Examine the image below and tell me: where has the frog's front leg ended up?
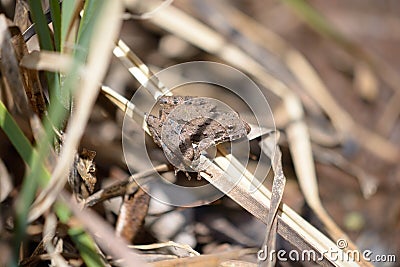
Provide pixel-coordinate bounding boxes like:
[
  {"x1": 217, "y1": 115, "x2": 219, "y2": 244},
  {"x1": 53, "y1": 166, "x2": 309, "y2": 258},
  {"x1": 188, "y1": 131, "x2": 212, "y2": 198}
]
[{"x1": 179, "y1": 135, "x2": 195, "y2": 163}]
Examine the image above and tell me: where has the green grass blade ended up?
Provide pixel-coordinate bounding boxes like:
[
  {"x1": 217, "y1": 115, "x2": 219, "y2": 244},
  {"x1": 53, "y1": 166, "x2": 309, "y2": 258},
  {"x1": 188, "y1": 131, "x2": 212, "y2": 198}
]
[
  {"x1": 60, "y1": 0, "x2": 77, "y2": 50},
  {"x1": 0, "y1": 102, "x2": 35, "y2": 164},
  {"x1": 55, "y1": 201, "x2": 106, "y2": 267},
  {"x1": 27, "y1": 0, "x2": 54, "y2": 51},
  {"x1": 58, "y1": 0, "x2": 78, "y2": 110},
  {"x1": 68, "y1": 227, "x2": 106, "y2": 267},
  {"x1": 76, "y1": 0, "x2": 105, "y2": 61},
  {"x1": 28, "y1": 0, "x2": 64, "y2": 110},
  {"x1": 50, "y1": 0, "x2": 62, "y2": 51}
]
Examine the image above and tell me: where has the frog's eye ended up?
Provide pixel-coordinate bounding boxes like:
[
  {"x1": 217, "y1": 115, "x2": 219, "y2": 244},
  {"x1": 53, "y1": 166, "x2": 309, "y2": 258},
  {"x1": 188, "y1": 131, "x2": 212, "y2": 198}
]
[{"x1": 160, "y1": 98, "x2": 168, "y2": 104}]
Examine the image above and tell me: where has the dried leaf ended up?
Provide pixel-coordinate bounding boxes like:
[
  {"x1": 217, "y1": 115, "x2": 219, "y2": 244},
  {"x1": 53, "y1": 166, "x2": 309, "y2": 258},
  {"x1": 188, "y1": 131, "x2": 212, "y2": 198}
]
[
  {"x1": 0, "y1": 15, "x2": 31, "y2": 115},
  {"x1": 13, "y1": 0, "x2": 31, "y2": 32},
  {"x1": 115, "y1": 187, "x2": 150, "y2": 242},
  {"x1": 69, "y1": 148, "x2": 97, "y2": 199},
  {"x1": 259, "y1": 132, "x2": 286, "y2": 267},
  {"x1": 9, "y1": 26, "x2": 47, "y2": 118}
]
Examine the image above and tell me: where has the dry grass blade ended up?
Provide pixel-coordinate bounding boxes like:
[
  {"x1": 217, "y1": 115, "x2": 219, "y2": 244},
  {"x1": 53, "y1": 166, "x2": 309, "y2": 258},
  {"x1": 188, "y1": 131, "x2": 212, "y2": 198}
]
[
  {"x1": 20, "y1": 50, "x2": 73, "y2": 73},
  {"x1": 113, "y1": 40, "x2": 170, "y2": 99},
  {"x1": 43, "y1": 213, "x2": 69, "y2": 267},
  {"x1": 28, "y1": 0, "x2": 123, "y2": 222},
  {"x1": 130, "y1": 241, "x2": 200, "y2": 256},
  {"x1": 100, "y1": 85, "x2": 148, "y2": 133},
  {"x1": 259, "y1": 134, "x2": 286, "y2": 267}
]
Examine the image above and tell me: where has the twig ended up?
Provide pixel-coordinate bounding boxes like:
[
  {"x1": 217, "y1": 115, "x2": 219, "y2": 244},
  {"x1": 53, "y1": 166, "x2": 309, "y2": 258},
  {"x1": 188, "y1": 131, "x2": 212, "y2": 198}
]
[
  {"x1": 84, "y1": 164, "x2": 169, "y2": 207},
  {"x1": 129, "y1": 241, "x2": 200, "y2": 257}
]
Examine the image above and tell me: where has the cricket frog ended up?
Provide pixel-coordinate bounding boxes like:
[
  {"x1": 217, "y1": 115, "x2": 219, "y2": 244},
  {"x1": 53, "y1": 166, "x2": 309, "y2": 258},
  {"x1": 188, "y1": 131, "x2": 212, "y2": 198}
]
[{"x1": 146, "y1": 96, "x2": 250, "y2": 178}]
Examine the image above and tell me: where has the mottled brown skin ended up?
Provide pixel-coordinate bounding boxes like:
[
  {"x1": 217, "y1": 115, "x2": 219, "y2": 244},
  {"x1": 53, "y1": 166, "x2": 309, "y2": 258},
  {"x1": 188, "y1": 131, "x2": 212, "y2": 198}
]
[{"x1": 146, "y1": 96, "x2": 251, "y2": 178}]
